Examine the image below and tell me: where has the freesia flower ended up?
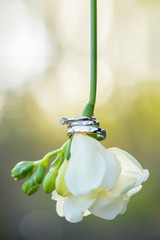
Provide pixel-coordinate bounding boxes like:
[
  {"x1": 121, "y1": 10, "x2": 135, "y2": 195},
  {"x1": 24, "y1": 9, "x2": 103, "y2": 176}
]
[{"x1": 52, "y1": 134, "x2": 149, "y2": 223}]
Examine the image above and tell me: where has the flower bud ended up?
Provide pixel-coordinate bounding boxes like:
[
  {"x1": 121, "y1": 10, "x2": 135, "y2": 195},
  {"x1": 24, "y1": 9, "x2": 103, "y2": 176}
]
[
  {"x1": 22, "y1": 178, "x2": 39, "y2": 195},
  {"x1": 11, "y1": 161, "x2": 34, "y2": 180},
  {"x1": 43, "y1": 168, "x2": 57, "y2": 193},
  {"x1": 33, "y1": 163, "x2": 46, "y2": 184},
  {"x1": 49, "y1": 153, "x2": 62, "y2": 169},
  {"x1": 56, "y1": 160, "x2": 71, "y2": 197},
  {"x1": 43, "y1": 153, "x2": 66, "y2": 194}
]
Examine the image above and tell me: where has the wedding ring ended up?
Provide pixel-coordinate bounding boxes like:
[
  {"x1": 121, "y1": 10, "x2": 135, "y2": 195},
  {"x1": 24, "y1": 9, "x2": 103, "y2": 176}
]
[{"x1": 60, "y1": 116, "x2": 106, "y2": 141}]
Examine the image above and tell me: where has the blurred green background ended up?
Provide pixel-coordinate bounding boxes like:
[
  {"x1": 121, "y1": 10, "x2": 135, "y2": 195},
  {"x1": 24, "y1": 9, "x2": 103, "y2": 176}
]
[{"x1": 0, "y1": 0, "x2": 160, "y2": 239}]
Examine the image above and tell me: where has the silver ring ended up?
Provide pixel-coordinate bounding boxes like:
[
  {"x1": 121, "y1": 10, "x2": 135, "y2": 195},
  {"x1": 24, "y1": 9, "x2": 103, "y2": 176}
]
[{"x1": 60, "y1": 116, "x2": 106, "y2": 141}]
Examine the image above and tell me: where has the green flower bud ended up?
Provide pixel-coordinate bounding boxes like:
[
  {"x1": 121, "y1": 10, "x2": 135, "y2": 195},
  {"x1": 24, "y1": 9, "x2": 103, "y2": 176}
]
[
  {"x1": 43, "y1": 152, "x2": 66, "y2": 194},
  {"x1": 33, "y1": 163, "x2": 46, "y2": 184},
  {"x1": 11, "y1": 161, "x2": 34, "y2": 180},
  {"x1": 43, "y1": 168, "x2": 57, "y2": 194},
  {"x1": 49, "y1": 154, "x2": 62, "y2": 169},
  {"x1": 22, "y1": 177, "x2": 39, "y2": 195}
]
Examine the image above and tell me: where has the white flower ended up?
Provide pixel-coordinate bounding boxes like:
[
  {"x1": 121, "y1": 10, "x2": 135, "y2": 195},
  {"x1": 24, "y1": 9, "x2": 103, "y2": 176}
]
[{"x1": 52, "y1": 134, "x2": 149, "y2": 223}]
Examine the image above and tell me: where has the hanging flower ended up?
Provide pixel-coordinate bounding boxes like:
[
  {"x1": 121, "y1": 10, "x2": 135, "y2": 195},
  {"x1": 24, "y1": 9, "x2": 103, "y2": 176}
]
[
  {"x1": 52, "y1": 134, "x2": 149, "y2": 223},
  {"x1": 10, "y1": 0, "x2": 150, "y2": 224}
]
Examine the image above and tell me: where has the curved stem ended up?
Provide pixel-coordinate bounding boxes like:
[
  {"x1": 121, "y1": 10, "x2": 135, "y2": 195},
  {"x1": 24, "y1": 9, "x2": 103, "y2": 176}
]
[
  {"x1": 40, "y1": 140, "x2": 69, "y2": 165},
  {"x1": 82, "y1": 0, "x2": 97, "y2": 116}
]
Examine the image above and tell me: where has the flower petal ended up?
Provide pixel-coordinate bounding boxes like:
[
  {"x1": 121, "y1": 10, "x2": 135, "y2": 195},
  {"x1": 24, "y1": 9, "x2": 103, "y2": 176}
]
[
  {"x1": 108, "y1": 175, "x2": 137, "y2": 198},
  {"x1": 65, "y1": 134, "x2": 106, "y2": 196},
  {"x1": 51, "y1": 190, "x2": 65, "y2": 217},
  {"x1": 63, "y1": 192, "x2": 97, "y2": 223},
  {"x1": 56, "y1": 200, "x2": 65, "y2": 217},
  {"x1": 89, "y1": 191, "x2": 128, "y2": 220},
  {"x1": 127, "y1": 185, "x2": 142, "y2": 197},
  {"x1": 107, "y1": 148, "x2": 149, "y2": 197},
  {"x1": 107, "y1": 148, "x2": 149, "y2": 188},
  {"x1": 51, "y1": 190, "x2": 65, "y2": 201},
  {"x1": 107, "y1": 148, "x2": 143, "y2": 174},
  {"x1": 100, "y1": 150, "x2": 121, "y2": 191},
  {"x1": 134, "y1": 169, "x2": 149, "y2": 187},
  {"x1": 83, "y1": 210, "x2": 91, "y2": 217}
]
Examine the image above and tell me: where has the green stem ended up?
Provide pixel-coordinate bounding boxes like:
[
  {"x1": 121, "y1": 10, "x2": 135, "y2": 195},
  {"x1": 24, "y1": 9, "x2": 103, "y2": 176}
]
[
  {"x1": 82, "y1": 0, "x2": 97, "y2": 116},
  {"x1": 33, "y1": 140, "x2": 69, "y2": 167},
  {"x1": 43, "y1": 141, "x2": 68, "y2": 161}
]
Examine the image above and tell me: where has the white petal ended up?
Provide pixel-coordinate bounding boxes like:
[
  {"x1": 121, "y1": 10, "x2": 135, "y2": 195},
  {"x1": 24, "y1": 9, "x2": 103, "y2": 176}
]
[
  {"x1": 107, "y1": 148, "x2": 149, "y2": 196},
  {"x1": 127, "y1": 185, "x2": 142, "y2": 197},
  {"x1": 134, "y1": 169, "x2": 149, "y2": 187},
  {"x1": 51, "y1": 190, "x2": 65, "y2": 201},
  {"x1": 89, "y1": 191, "x2": 128, "y2": 220},
  {"x1": 83, "y1": 210, "x2": 91, "y2": 217},
  {"x1": 52, "y1": 190, "x2": 65, "y2": 217},
  {"x1": 100, "y1": 150, "x2": 121, "y2": 191},
  {"x1": 108, "y1": 175, "x2": 137, "y2": 198},
  {"x1": 107, "y1": 147, "x2": 148, "y2": 181},
  {"x1": 107, "y1": 148, "x2": 143, "y2": 175},
  {"x1": 63, "y1": 192, "x2": 97, "y2": 223},
  {"x1": 56, "y1": 200, "x2": 65, "y2": 217},
  {"x1": 120, "y1": 197, "x2": 129, "y2": 214},
  {"x1": 65, "y1": 134, "x2": 106, "y2": 196}
]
